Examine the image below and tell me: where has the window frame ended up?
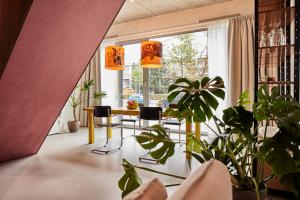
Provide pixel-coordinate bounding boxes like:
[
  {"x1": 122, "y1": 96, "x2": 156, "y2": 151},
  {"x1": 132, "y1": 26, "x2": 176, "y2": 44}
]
[{"x1": 118, "y1": 28, "x2": 208, "y2": 107}]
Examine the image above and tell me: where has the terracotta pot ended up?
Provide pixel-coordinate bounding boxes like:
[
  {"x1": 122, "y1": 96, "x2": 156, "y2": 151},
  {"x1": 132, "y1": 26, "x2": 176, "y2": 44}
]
[
  {"x1": 233, "y1": 187, "x2": 268, "y2": 200},
  {"x1": 67, "y1": 121, "x2": 80, "y2": 133}
]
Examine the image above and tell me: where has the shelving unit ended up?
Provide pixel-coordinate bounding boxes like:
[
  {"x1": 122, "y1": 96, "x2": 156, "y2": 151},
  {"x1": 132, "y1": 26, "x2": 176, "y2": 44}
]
[
  {"x1": 255, "y1": 0, "x2": 300, "y2": 192},
  {"x1": 255, "y1": 0, "x2": 299, "y2": 101}
]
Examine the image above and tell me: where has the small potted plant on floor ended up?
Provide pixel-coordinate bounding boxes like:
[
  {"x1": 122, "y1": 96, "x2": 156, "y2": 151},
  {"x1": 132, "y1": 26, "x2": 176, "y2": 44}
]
[
  {"x1": 67, "y1": 79, "x2": 106, "y2": 132},
  {"x1": 118, "y1": 76, "x2": 300, "y2": 199}
]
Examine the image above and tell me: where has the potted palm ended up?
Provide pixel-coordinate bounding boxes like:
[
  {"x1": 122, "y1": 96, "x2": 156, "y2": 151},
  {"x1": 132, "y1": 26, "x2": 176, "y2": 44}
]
[
  {"x1": 118, "y1": 76, "x2": 300, "y2": 199},
  {"x1": 67, "y1": 79, "x2": 106, "y2": 132}
]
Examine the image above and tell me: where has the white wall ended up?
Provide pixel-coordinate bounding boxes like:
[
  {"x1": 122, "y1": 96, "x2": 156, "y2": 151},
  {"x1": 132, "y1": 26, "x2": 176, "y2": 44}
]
[
  {"x1": 106, "y1": 0, "x2": 254, "y2": 42},
  {"x1": 48, "y1": 101, "x2": 73, "y2": 134}
]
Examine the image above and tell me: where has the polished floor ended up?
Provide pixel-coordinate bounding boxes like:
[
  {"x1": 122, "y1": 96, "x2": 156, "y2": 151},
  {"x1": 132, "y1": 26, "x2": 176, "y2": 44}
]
[
  {"x1": 0, "y1": 128, "x2": 292, "y2": 200},
  {"x1": 0, "y1": 128, "x2": 197, "y2": 200}
]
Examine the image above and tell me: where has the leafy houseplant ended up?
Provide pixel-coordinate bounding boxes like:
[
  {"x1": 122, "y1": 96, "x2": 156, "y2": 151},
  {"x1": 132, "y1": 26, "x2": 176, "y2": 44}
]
[
  {"x1": 118, "y1": 76, "x2": 300, "y2": 199},
  {"x1": 67, "y1": 79, "x2": 106, "y2": 132}
]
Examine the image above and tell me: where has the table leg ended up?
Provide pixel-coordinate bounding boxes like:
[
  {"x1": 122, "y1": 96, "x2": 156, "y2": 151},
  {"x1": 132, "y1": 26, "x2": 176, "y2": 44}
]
[
  {"x1": 88, "y1": 110, "x2": 95, "y2": 144},
  {"x1": 107, "y1": 116, "x2": 112, "y2": 139},
  {"x1": 195, "y1": 122, "x2": 200, "y2": 140},
  {"x1": 185, "y1": 121, "x2": 192, "y2": 159}
]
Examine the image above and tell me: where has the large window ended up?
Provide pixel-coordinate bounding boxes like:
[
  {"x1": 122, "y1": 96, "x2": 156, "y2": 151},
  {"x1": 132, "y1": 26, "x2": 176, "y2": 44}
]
[
  {"x1": 121, "y1": 30, "x2": 208, "y2": 108},
  {"x1": 122, "y1": 43, "x2": 144, "y2": 106},
  {"x1": 148, "y1": 31, "x2": 208, "y2": 106}
]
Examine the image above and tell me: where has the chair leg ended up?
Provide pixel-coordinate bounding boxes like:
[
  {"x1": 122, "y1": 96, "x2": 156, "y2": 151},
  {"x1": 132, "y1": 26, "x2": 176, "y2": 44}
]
[
  {"x1": 133, "y1": 122, "x2": 136, "y2": 138},
  {"x1": 120, "y1": 126, "x2": 123, "y2": 147},
  {"x1": 139, "y1": 152, "x2": 159, "y2": 164},
  {"x1": 139, "y1": 119, "x2": 141, "y2": 130},
  {"x1": 179, "y1": 125, "x2": 182, "y2": 146},
  {"x1": 138, "y1": 130, "x2": 159, "y2": 164},
  {"x1": 91, "y1": 125, "x2": 123, "y2": 155}
]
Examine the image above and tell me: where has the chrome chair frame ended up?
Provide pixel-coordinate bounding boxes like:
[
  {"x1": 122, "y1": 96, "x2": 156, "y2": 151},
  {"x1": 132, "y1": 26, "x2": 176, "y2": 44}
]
[{"x1": 91, "y1": 106, "x2": 123, "y2": 155}]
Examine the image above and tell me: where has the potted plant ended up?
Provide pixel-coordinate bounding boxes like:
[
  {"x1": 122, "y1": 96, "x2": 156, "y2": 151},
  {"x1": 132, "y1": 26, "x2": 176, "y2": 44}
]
[
  {"x1": 67, "y1": 79, "x2": 106, "y2": 132},
  {"x1": 118, "y1": 76, "x2": 300, "y2": 199}
]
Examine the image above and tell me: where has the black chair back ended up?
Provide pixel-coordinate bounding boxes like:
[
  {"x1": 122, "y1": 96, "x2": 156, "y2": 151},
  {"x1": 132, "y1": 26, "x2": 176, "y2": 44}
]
[
  {"x1": 94, "y1": 106, "x2": 111, "y2": 118},
  {"x1": 140, "y1": 107, "x2": 162, "y2": 120}
]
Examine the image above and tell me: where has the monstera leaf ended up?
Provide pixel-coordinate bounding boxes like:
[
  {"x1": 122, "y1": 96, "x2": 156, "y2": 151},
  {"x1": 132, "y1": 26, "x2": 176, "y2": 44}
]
[
  {"x1": 280, "y1": 172, "x2": 300, "y2": 198},
  {"x1": 118, "y1": 159, "x2": 142, "y2": 198},
  {"x1": 167, "y1": 76, "x2": 225, "y2": 123},
  {"x1": 223, "y1": 106, "x2": 255, "y2": 141},
  {"x1": 135, "y1": 125, "x2": 176, "y2": 164},
  {"x1": 258, "y1": 132, "x2": 300, "y2": 176},
  {"x1": 254, "y1": 86, "x2": 300, "y2": 197}
]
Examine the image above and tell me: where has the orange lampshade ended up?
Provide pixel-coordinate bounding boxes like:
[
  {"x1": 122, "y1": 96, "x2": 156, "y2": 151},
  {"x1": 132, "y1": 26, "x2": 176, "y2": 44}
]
[
  {"x1": 105, "y1": 46, "x2": 125, "y2": 70},
  {"x1": 141, "y1": 41, "x2": 162, "y2": 68}
]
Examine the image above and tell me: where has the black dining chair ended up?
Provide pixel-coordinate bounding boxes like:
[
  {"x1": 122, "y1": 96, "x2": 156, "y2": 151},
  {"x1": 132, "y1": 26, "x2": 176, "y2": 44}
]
[
  {"x1": 121, "y1": 117, "x2": 138, "y2": 137},
  {"x1": 138, "y1": 107, "x2": 170, "y2": 164},
  {"x1": 91, "y1": 106, "x2": 123, "y2": 154}
]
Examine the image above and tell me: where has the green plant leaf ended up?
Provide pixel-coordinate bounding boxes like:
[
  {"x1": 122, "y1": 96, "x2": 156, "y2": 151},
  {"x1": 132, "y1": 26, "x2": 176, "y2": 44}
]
[
  {"x1": 201, "y1": 91, "x2": 219, "y2": 110},
  {"x1": 280, "y1": 172, "x2": 300, "y2": 198},
  {"x1": 223, "y1": 106, "x2": 255, "y2": 141},
  {"x1": 118, "y1": 159, "x2": 142, "y2": 198},
  {"x1": 167, "y1": 76, "x2": 225, "y2": 123},
  {"x1": 82, "y1": 80, "x2": 94, "y2": 91},
  {"x1": 167, "y1": 91, "x2": 181, "y2": 103},
  {"x1": 259, "y1": 133, "x2": 300, "y2": 176},
  {"x1": 236, "y1": 90, "x2": 251, "y2": 108},
  {"x1": 94, "y1": 91, "x2": 107, "y2": 100},
  {"x1": 200, "y1": 77, "x2": 210, "y2": 87},
  {"x1": 168, "y1": 84, "x2": 183, "y2": 93},
  {"x1": 175, "y1": 77, "x2": 193, "y2": 86},
  {"x1": 135, "y1": 125, "x2": 176, "y2": 164}
]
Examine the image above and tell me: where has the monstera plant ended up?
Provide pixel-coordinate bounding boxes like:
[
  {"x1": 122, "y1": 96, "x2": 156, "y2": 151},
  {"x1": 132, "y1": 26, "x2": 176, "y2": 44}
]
[{"x1": 118, "y1": 76, "x2": 300, "y2": 200}]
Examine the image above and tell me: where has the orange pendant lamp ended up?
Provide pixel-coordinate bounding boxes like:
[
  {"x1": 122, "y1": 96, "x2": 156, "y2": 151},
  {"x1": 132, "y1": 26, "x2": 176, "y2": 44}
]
[
  {"x1": 141, "y1": 41, "x2": 162, "y2": 68},
  {"x1": 105, "y1": 46, "x2": 125, "y2": 70}
]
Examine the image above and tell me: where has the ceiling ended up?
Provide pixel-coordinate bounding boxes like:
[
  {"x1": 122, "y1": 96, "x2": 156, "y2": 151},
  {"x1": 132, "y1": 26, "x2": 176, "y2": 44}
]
[{"x1": 114, "y1": 0, "x2": 234, "y2": 24}]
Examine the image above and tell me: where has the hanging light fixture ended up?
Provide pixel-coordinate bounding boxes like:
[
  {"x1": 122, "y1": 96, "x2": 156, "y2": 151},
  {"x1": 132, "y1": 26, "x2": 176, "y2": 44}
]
[
  {"x1": 140, "y1": 0, "x2": 163, "y2": 69},
  {"x1": 141, "y1": 41, "x2": 162, "y2": 68},
  {"x1": 105, "y1": 46, "x2": 125, "y2": 70}
]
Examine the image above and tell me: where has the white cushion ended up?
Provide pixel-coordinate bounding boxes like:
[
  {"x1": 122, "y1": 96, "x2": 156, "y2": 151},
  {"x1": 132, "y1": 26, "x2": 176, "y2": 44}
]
[
  {"x1": 124, "y1": 178, "x2": 168, "y2": 200},
  {"x1": 168, "y1": 159, "x2": 232, "y2": 200}
]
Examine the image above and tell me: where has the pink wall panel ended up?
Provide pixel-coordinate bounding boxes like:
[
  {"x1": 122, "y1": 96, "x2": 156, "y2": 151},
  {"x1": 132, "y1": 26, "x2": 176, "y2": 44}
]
[{"x1": 0, "y1": 0, "x2": 125, "y2": 162}]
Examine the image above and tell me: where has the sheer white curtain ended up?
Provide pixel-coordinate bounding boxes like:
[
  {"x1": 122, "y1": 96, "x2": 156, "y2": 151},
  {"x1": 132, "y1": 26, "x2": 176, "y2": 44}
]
[{"x1": 208, "y1": 20, "x2": 229, "y2": 119}]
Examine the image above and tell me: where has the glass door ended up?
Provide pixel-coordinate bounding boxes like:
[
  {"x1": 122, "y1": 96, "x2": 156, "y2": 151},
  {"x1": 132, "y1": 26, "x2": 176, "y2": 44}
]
[{"x1": 121, "y1": 43, "x2": 144, "y2": 107}]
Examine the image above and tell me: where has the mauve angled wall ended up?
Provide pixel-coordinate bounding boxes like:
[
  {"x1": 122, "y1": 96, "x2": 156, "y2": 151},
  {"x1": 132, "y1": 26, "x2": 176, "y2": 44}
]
[
  {"x1": 0, "y1": 0, "x2": 33, "y2": 78},
  {"x1": 0, "y1": 0, "x2": 125, "y2": 162}
]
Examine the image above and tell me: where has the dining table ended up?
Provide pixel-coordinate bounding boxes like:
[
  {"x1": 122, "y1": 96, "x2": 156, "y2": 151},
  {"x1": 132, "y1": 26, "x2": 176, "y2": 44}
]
[{"x1": 83, "y1": 107, "x2": 201, "y2": 159}]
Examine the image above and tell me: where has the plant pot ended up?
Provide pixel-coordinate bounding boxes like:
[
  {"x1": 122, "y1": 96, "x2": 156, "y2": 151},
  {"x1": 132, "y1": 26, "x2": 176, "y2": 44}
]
[
  {"x1": 67, "y1": 121, "x2": 80, "y2": 133},
  {"x1": 233, "y1": 187, "x2": 268, "y2": 200}
]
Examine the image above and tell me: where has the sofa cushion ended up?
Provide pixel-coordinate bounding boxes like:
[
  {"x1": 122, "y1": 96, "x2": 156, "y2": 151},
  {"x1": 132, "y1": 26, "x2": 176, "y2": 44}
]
[
  {"x1": 124, "y1": 178, "x2": 168, "y2": 200},
  {"x1": 168, "y1": 159, "x2": 232, "y2": 200}
]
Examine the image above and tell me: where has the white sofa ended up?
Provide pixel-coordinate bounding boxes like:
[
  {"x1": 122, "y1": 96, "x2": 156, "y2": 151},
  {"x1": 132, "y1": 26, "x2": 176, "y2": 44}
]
[{"x1": 124, "y1": 159, "x2": 232, "y2": 200}]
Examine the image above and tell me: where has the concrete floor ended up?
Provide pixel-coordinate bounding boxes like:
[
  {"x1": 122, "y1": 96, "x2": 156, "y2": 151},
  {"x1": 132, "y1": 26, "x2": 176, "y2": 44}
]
[
  {"x1": 0, "y1": 128, "x2": 197, "y2": 200},
  {"x1": 0, "y1": 128, "x2": 292, "y2": 200}
]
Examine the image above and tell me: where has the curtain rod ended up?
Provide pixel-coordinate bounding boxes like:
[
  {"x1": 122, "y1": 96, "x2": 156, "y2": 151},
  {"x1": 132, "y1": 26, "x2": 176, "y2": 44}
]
[
  {"x1": 198, "y1": 14, "x2": 240, "y2": 24},
  {"x1": 105, "y1": 13, "x2": 241, "y2": 40}
]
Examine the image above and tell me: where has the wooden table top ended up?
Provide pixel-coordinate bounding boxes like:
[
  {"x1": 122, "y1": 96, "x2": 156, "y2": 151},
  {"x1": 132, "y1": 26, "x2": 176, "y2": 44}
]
[
  {"x1": 84, "y1": 107, "x2": 140, "y2": 115},
  {"x1": 84, "y1": 107, "x2": 167, "y2": 116}
]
